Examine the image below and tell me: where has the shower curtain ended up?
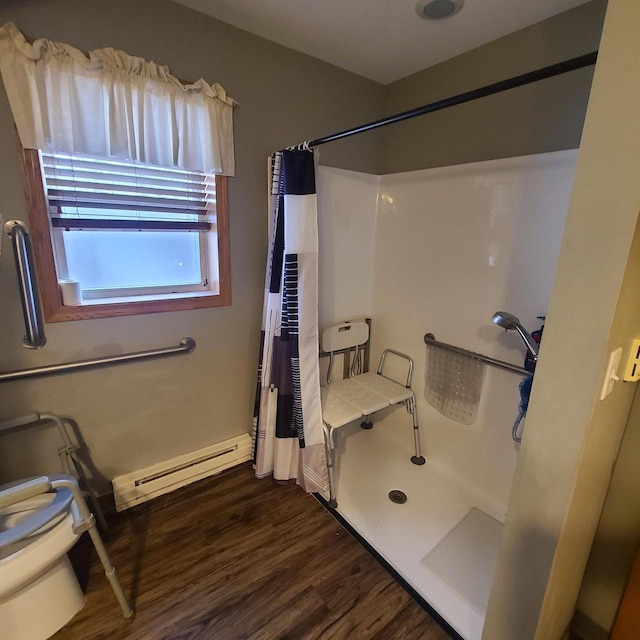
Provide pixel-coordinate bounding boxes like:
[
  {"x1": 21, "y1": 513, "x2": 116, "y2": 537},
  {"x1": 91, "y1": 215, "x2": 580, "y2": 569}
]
[{"x1": 252, "y1": 149, "x2": 329, "y2": 496}]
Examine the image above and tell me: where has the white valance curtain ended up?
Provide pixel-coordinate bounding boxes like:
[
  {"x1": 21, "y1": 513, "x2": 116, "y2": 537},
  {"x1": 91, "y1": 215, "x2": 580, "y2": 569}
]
[{"x1": 0, "y1": 22, "x2": 236, "y2": 175}]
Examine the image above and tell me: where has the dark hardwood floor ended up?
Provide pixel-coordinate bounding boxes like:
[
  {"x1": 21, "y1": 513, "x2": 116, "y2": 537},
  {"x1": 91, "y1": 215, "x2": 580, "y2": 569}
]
[{"x1": 52, "y1": 463, "x2": 452, "y2": 640}]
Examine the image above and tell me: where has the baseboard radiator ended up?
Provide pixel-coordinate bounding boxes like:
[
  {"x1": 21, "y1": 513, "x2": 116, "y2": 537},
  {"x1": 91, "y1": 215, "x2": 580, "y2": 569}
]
[{"x1": 112, "y1": 434, "x2": 252, "y2": 511}]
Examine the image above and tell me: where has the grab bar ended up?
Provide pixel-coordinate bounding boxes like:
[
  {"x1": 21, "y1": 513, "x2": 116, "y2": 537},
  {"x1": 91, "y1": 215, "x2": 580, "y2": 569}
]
[
  {"x1": 4, "y1": 220, "x2": 46, "y2": 349},
  {"x1": 424, "y1": 333, "x2": 528, "y2": 376},
  {"x1": 0, "y1": 337, "x2": 196, "y2": 383}
]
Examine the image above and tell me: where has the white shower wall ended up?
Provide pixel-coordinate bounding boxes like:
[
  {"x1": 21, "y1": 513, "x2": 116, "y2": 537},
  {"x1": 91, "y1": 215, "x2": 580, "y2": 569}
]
[
  {"x1": 316, "y1": 167, "x2": 378, "y2": 328},
  {"x1": 318, "y1": 149, "x2": 578, "y2": 511}
]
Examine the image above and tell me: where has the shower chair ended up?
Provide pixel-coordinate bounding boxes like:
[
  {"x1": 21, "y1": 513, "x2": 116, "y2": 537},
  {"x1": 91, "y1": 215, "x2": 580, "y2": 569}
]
[{"x1": 320, "y1": 320, "x2": 426, "y2": 508}]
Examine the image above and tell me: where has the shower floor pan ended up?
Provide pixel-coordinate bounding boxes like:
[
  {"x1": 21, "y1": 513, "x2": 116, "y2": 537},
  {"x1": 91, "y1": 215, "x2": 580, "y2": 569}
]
[{"x1": 329, "y1": 415, "x2": 506, "y2": 640}]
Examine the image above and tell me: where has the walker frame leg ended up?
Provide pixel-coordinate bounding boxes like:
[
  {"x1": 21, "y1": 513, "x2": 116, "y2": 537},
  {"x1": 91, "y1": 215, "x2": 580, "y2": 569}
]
[
  {"x1": 51, "y1": 477, "x2": 134, "y2": 619},
  {"x1": 87, "y1": 526, "x2": 134, "y2": 618}
]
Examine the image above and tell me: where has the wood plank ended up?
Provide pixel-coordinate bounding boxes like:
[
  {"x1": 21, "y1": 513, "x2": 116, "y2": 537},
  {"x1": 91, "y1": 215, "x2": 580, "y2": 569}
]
[
  {"x1": 611, "y1": 542, "x2": 640, "y2": 640},
  {"x1": 51, "y1": 463, "x2": 452, "y2": 640}
]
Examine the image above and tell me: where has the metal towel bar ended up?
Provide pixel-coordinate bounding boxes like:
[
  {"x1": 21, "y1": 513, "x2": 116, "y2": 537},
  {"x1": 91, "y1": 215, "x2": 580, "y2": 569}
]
[
  {"x1": 4, "y1": 220, "x2": 46, "y2": 349},
  {"x1": 0, "y1": 337, "x2": 196, "y2": 383},
  {"x1": 424, "y1": 333, "x2": 528, "y2": 376}
]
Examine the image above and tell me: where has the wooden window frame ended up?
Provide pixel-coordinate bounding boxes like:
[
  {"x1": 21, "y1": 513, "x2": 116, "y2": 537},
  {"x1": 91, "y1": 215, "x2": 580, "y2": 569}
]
[{"x1": 19, "y1": 146, "x2": 231, "y2": 322}]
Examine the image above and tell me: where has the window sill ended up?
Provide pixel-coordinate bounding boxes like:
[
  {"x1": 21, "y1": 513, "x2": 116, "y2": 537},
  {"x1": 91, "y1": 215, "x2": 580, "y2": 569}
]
[
  {"x1": 80, "y1": 289, "x2": 216, "y2": 306},
  {"x1": 47, "y1": 289, "x2": 231, "y2": 322}
]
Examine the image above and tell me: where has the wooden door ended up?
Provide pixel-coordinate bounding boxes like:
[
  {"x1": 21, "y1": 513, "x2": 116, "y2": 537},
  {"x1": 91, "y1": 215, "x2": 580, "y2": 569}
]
[{"x1": 611, "y1": 542, "x2": 640, "y2": 639}]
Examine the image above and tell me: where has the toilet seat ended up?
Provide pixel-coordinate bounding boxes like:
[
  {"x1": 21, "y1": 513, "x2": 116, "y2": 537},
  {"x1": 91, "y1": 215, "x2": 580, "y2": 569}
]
[
  {"x1": 0, "y1": 488, "x2": 73, "y2": 550},
  {"x1": 0, "y1": 489, "x2": 79, "y2": 599}
]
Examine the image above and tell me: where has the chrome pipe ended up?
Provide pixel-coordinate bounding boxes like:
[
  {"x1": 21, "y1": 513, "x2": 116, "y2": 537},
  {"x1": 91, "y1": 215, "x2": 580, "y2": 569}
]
[
  {"x1": 4, "y1": 220, "x2": 46, "y2": 349},
  {"x1": 0, "y1": 337, "x2": 196, "y2": 383},
  {"x1": 424, "y1": 333, "x2": 528, "y2": 376}
]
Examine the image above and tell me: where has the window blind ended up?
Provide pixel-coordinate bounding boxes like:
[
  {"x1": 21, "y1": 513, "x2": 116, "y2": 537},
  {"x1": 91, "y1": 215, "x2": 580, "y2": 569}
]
[{"x1": 40, "y1": 152, "x2": 214, "y2": 231}]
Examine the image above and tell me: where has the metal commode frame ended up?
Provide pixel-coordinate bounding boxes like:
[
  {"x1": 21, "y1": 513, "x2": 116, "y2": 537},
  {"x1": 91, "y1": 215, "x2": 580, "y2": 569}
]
[
  {"x1": 0, "y1": 474, "x2": 133, "y2": 619},
  {"x1": 321, "y1": 324, "x2": 426, "y2": 509},
  {"x1": 0, "y1": 412, "x2": 108, "y2": 531}
]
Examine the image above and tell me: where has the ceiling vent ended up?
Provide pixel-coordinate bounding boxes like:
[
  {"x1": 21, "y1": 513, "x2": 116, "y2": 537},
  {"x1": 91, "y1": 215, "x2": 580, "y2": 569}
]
[{"x1": 416, "y1": 0, "x2": 465, "y2": 20}]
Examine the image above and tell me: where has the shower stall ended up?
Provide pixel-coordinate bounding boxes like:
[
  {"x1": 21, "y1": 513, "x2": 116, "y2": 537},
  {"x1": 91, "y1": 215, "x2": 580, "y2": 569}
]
[{"x1": 316, "y1": 148, "x2": 578, "y2": 639}]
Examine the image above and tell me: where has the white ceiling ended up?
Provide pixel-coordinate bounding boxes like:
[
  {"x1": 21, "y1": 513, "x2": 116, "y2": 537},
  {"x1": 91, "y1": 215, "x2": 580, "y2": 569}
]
[{"x1": 172, "y1": 0, "x2": 593, "y2": 84}]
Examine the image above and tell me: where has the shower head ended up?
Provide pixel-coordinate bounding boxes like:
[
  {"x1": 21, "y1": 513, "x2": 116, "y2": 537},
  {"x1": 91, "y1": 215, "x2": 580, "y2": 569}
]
[
  {"x1": 491, "y1": 311, "x2": 539, "y2": 360},
  {"x1": 492, "y1": 311, "x2": 521, "y2": 330}
]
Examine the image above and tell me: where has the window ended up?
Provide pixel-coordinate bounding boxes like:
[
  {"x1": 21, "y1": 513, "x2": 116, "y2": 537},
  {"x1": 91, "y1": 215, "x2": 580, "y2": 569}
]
[
  {"x1": 1, "y1": 23, "x2": 236, "y2": 322},
  {"x1": 21, "y1": 147, "x2": 231, "y2": 321},
  {"x1": 43, "y1": 152, "x2": 222, "y2": 300}
]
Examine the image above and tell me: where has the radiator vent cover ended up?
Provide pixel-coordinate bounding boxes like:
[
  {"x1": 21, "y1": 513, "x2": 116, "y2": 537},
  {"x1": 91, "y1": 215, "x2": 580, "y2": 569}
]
[{"x1": 112, "y1": 433, "x2": 252, "y2": 511}]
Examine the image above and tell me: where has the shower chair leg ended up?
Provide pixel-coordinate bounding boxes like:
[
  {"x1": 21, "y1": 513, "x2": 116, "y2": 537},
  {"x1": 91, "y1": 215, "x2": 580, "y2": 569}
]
[
  {"x1": 360, "y1": 414, "x2": 373, "y2": 430},
  {"x1": 322, "y1": 423, "x2": 338, "y2": 509},
  {"x1": 407, "y1": 395, "x2": 426, "y2": 465}
]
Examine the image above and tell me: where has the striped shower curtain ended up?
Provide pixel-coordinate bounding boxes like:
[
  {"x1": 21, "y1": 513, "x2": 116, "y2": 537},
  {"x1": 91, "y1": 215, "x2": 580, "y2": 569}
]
[{"x1": 252, "y1": 149, "x2": 329, "y2": 496}]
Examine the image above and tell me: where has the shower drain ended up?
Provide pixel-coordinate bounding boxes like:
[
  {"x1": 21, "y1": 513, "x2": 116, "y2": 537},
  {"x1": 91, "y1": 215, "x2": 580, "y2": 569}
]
[{"x1": 388, "y1": 490, "x2": 407, "y2": 504}]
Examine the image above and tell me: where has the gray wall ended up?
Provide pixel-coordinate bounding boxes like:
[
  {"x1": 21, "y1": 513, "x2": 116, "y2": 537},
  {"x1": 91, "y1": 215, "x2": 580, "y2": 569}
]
[
  {"x1": 0, "y1": 0, "x2": 382, "y2": 493},
  {"x1": 379, "y1": 0, "x2": 607, "y2": 174}
]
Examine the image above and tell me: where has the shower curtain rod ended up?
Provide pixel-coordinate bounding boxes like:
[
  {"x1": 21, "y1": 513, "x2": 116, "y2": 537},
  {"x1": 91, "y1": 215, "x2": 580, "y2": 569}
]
[{"x1": 305, "y1": 51, "x2": 598, "y2": 148}]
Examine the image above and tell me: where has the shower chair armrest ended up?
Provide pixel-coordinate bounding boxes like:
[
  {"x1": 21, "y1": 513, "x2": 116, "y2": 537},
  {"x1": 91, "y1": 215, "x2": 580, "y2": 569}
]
[{"x1": 377, "y1": 349, "x2": 414, "y2": 388}]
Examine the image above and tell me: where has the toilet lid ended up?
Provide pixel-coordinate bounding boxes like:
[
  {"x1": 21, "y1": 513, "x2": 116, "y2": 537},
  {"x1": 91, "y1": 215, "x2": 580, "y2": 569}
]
[{"x1": 0, "y1": 487, "x2": 73, "y2": 549}]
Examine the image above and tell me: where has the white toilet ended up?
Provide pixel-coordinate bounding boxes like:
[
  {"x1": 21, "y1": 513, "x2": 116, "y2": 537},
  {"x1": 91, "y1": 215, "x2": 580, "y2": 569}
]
[
  {"x1": 0, "y1": 475, "x2": 133, "y2": 640},
  {"x1": 0, "y1": 482, "x2": 85, "y2": 640}
]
